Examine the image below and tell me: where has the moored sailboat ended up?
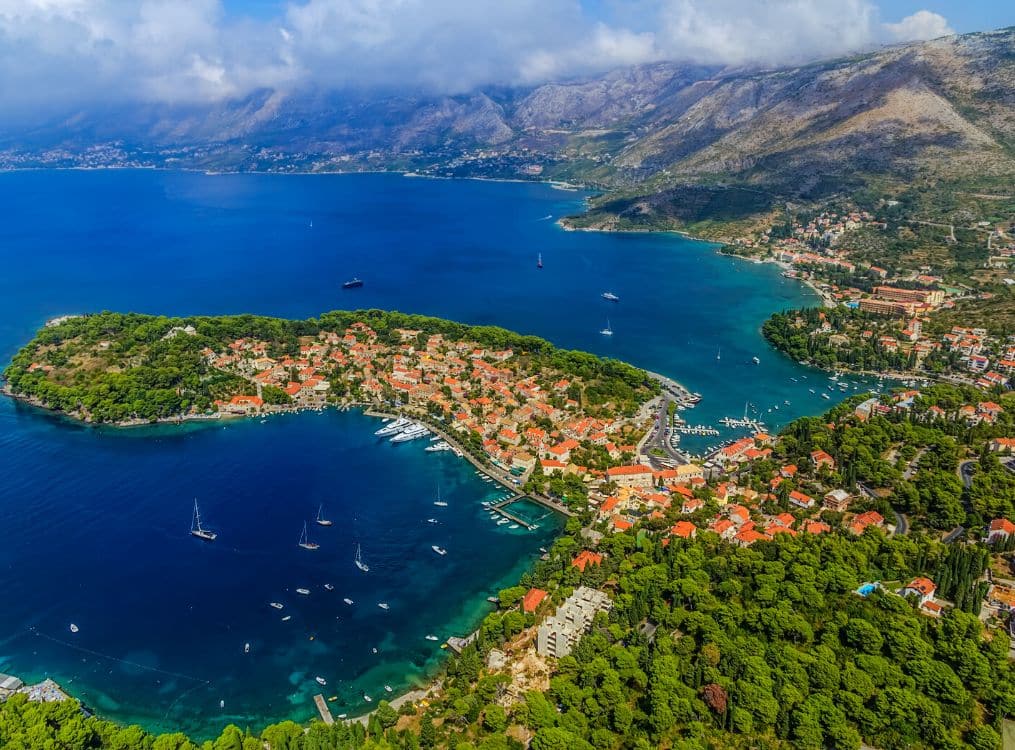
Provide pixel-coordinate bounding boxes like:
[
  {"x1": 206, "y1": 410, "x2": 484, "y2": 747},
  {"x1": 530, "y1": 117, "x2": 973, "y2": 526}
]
[
  {"x1": 298, "y1": 522, "x2": 320, "y2": 551},
  {"x1": 315, "y1": 504, "x2": 333, "y2": 527},
  {"x1": 354, "y1": 543, "x2": 370, "y2": 572},
  {"x1": 190, "y1": 499, "x2": 217, "y2": 541}
]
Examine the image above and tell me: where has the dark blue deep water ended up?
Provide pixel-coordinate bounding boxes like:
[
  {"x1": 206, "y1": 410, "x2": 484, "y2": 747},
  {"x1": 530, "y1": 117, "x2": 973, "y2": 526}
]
[{"x1": 0, "y1": 171, "x2": 855, "y2": 736}]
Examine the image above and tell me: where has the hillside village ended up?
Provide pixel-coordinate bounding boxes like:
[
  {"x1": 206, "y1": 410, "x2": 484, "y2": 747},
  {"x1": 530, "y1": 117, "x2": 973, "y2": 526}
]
[{"x1": 731, "y1": 207, "x2": 1015, "y2": 385}]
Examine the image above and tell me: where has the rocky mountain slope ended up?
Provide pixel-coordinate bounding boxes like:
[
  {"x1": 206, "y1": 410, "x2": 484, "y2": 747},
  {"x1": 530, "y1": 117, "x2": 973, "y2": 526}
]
[{"x1": 2, "y1": 27, "x2": 1012, "y2": 221}]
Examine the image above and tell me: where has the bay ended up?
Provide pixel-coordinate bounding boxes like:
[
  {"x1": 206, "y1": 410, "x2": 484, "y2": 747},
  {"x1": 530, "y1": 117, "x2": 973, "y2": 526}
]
[{"x1": 0, "y1": 170, "x2": 853, "y2": 737}]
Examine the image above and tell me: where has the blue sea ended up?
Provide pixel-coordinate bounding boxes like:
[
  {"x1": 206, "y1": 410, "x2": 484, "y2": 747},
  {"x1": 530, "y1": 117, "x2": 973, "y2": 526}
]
[{"x1": 0, "y1": 170, "x2": 859, "y2": 737}]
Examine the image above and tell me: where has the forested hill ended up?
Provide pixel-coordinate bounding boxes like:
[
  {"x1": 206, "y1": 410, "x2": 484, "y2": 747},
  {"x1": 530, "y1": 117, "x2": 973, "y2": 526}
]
[{"x1": 0, "y1": 310, "x2": 655, "y2": 424}]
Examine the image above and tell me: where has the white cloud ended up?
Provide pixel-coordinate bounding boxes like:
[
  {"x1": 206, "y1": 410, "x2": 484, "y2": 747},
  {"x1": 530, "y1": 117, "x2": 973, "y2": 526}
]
[
  {"x1": 0, "y1": 0, "x2": 959, "y2": 118},
  {"x1": 885, "y1": 10, "x2": 954, "y2": 42}
]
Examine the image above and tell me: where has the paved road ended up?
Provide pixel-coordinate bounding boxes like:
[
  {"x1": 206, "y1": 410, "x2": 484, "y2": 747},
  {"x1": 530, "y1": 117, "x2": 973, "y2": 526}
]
[
  {"x1": 960, "y1": 460, "x2": 976, "y2": 489},
  {"x1": 894, "y1": 511, "x2": 909, "y2": 535}
]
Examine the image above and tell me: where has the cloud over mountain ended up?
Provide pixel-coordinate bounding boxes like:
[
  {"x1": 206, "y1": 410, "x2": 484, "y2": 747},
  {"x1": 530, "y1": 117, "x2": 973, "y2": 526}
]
[{"x1": 0, "y1": 0, "x2": 958, "y2": 117}]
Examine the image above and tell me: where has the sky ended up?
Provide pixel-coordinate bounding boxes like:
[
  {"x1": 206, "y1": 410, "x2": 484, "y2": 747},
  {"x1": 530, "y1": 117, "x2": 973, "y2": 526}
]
[{"x1": 0, "y1": 0, "x2": 1010, "y2": 116}]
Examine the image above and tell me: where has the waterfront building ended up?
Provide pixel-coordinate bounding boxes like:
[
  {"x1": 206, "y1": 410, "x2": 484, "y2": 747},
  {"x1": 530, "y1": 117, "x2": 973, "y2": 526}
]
[
  {"x1": 536, "y1": 587, "x2": 612, "y2": 658},
  {"x1": 605, "y1": 464, "x2": 654, "y2": 489}
]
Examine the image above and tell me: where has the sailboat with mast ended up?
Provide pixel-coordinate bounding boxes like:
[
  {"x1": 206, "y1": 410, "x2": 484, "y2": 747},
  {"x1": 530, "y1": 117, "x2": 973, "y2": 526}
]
[
  {"x1": 190, "y1": 499, "x2": 217, "y2": 541},
  {"x1": 354, "y1": 544, "x2": 370, "y2": 572},
  {"x1": 298, "y1": 521, "x2": 320, "y2": 551},
  {"x1": 433, "y1": 482, "x2": 448, "y2": 507},
  {"x1": 600, "y1": 318, "x2": 613, "y2": 336},
  {"x1": 315, "y1": 504, "x2": 333, "y2": 527},
  {"x1": 537, "y1": 253, "x2": 543, "y2": 269}
]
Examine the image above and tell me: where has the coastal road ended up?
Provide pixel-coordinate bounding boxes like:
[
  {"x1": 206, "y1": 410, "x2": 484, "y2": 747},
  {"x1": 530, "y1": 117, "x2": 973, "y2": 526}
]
[{"x1": 894, "y1": 511, "x2": 910, "y2": 536}]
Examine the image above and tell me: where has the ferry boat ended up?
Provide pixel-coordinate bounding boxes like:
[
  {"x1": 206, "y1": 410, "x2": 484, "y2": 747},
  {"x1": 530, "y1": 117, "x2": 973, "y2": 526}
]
[
  {"x1": 602, "y1": 291, "x2": 619, "y2": 302},
  {"x1": 270, "y1": 602, "x2": 284, "y2": 610},
  {"x1": 298, "y1": 522, "x2": 320, "y2": 551},
  {"x1": 315, "y1": 677, "x2": 327, "y2": 686},
  {"x1": 600, "y1": 318, "x2": 613, "y2": 336},
  {"x1": 354, "y1": 544, "x2": 370, "y2": 573},
  {"x1": 377, "y1": 602, "x2": 390, "y2": 610},
  {"x1": 375, "y1": 417, "x2": 409, "y2": 436},
  {"x1": 190, "y1": 499, "x2": 217, "y2": 542},
  {"x1": 342, "y1": 278, "x2": 364, "y2": 289},
  {"x1": 315, "y1": 504, "x2": 333, "y2": 527},
  {"x1": 432, "y1": 545, "x2": 447, "y2": 556},
  {"x1": 296, "y1": 588, "x2": 311, "y2": 596},
  {"x1": 425, "y1": 635, "x2": 439, "y2": 641}
]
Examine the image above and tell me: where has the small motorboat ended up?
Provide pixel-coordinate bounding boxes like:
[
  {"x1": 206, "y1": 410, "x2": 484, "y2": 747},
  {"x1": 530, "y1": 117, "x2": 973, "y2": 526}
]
[
  {"x1": 427, "y1": 518, "x2": 438, "y2": 524},
  {"x1": 281, "y1": 615, "x2": 292, "y2": 621},
  {"x1": 343, "y1": 598, "x2": 354, "y2": 605},
  {"x1": 363, "y1": 694, "x2": 373, "y2": 703},
  {"x1": 425, "y1": 635, "x2": 439, "y2": 641},
  {"x1": 378, "y1": 602, "x2": 390, "y2": 610},
  {"x1": 296, "y1": 588, "x2": 311, "y2": 596},
  {"x1": 244, "y1": 643, "x2": 250, "y2": 654},
  {"x1": 69, "y1": 624, "x2": 79, "y2": 633},
  {"x1": 324, "y1": 583, "x2": 334, "y2": 591},
  {"x1": 270, "y1": 602, "x2": 284, "y2": 610},
  {"x1": 384, "y1": 685, "x2": 393, "y2": 693},
  {"x1": 315, "y1": 677, "x2": 327, "y2": 686},
  {"x1": 432, "y1": 545, "x2": 447, "y2": 556}
]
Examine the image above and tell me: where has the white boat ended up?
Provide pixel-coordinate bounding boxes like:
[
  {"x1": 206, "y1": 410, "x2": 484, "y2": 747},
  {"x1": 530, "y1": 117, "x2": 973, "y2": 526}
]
[
  {"x1": 363, "y1": 694, "x2": 373, "y2": 703},
  {"x1": 716, "y1": 346, "x2": 721, "y2": 361},
  {"x1": 324, "y1": 583, "x2": 334, "y2": 591},
  {"x1": 433, "y1": 483, "x2": 448, "y2": 507},
  {"x1": 270, "y1": 602, "x2": 284, "y2": 610},
  {"x1": 432, "y1": 545, "x2": 447, "y2": 556},
  {"x1": 343, "y1": 598, "x2": 354, "y2": 605},
  {"x1": 752, "y1": 356, "x2": 760, "y2": 364},
  {"x1": 384, "y1": 685, "x2": 393, "y2": 693},
  {"x1": 281, "y1": 615, "x2": 292, "y2": 621},
  {"x1": 190, "y1": 499, "x2": 217, "y2": 542},
  {"x1": 425, "y1": 635, "x2": 439, "y2": 641},
  {"x1": 244, "y1": 642, "x2": 250, "y2": 653},
  {"x1": 602, "y1": 291, "x2": 619, "y2": 302},
  {"x1": 427, "y1": 518, "x2": 438, "y2": 524},
  {"x1": 298, "y1": 522, "x2": 319, "y2": 551},
  {"x1": 509, "y1": 524, "x2": 519, "y2": 529},
  {"x1": 69, "y1": 623, "x2": 79, "y2": 633},
  {"x1": 497, "y1": 518, "x2": 510, "y2": 526},
  {"x1": 375, "y1": 417, "x2": 409, "y2": 436},
  {"x1": 354, "y1": 544, "x2": 370, "y2": 573},
  {"x1": 378, "y1": 602, "x2": 390, "y2": 610},
  {"x1": 391, "y1": 424, "x2": 429, "y2": 443},
  {"x1": 315, "y1": 504, "x2": 333, "y2": 527},
  {"x1": 296, "y1": 588, "x2": 310, "y2": 596},
  {"x1": 601, "y1": 318, "x2": 613, "y2": 336},
  {"x1": 821, "y1": 393, "x2": 831, "y2": 399},
  {"x1": 315, "y1": 677, "x2": 327, "y2": 686}
]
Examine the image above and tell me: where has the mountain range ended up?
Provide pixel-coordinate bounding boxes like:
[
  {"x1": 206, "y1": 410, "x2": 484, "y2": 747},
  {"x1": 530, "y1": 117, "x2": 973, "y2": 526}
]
[{"x1": 2, "y1": 26, "x2": 1012, "y2": 230}]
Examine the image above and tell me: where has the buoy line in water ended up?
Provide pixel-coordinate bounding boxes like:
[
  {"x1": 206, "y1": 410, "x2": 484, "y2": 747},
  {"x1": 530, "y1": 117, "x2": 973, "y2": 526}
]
[{"x1": 29, "y1": 627, "x2": 212, "y2": 686}]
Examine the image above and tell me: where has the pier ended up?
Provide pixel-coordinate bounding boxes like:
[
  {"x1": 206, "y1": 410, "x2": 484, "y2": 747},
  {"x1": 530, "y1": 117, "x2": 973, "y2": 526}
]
[
  {"x1": 672, "y1": 425, "x2": 720, "y2": 436},
  {"x1": 314, "y1": 693, "x2": 335, "y2": 725}
]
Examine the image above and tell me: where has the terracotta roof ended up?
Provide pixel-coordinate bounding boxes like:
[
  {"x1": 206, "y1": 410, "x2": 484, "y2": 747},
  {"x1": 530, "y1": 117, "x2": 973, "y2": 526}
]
[{"x1": 522, "y1": 588, "x2": 548, "y2": 613}]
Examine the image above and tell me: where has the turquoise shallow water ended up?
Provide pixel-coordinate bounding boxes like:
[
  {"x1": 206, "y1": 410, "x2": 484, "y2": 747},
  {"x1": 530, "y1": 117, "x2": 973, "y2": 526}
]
[{"x1": 0, "y1": 170, "x2": 856, "y2": 737}]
